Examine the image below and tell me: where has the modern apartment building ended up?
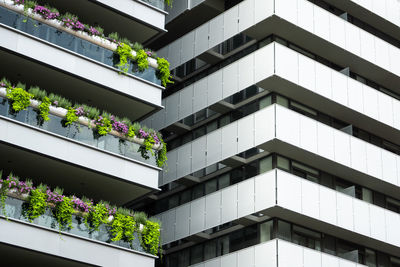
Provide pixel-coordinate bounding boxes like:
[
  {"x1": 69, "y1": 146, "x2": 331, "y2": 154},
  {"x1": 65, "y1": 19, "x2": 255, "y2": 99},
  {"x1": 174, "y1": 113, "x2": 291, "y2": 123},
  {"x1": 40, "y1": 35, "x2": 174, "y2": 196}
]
[
  {"x1": 136, "y1": 0, "x2": 400, "y2": 266},
  {"x1": 0, "y1": 0, "x2": 170, "y2": 266}
]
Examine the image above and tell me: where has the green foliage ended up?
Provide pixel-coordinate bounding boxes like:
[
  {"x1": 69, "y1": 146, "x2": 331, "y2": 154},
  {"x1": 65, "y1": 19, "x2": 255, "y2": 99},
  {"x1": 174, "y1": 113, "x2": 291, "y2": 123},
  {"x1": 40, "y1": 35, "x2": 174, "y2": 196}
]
[
  {"x1": 6, "y1": 87, "x2": 33, "y2": 112},
  {"x1": 26, "y1": 188, "x2": 47, "y2": 222},
  {"x1": 165, "y1": 0, "x2": 173, "y2": 7},
  {"x1": 95, "y1": 116, "x2": 112, "y2": 136},
  {"x1": 116, "y1": 43, "x2": 134, "y2": 73},
  {"x1": 65, "y1": 107, "x2": 78, "y2": 126},
  {"x1": 135, "y1": 49, "x2": 149, "y2": 72},
  {"x1": 85, "y1": 202, "x2": 108, "y2": 231},
  {"x1": 0, "y1": 77, "x2": 11, "y2": 87},
  {"x1": 127, "y1": 125, "x2": 136, "y2": 138},
  {"x1": 108, "y1": 32, "x2": 120, "y2": 42},
  {"x1": 48, "y1": 93, "x2": 72, "y2": 109},
  {"x1": 110, "y1": 212, "x2": 136, "y2": 243},
  {"x1": 156, "y1": 139, "x2": 168, "y2": 168},
  {"x1": 39, "y1": 96, "x2": 51, "y2": 121},
  {"x1": 83, "y1": 104, "x2": 100, "y2": 120},
  {"x1": 132, "y1": 42, "x2": 143, "y2": 51},
  {"x1": 156, "y1": 57, "x2": 173, "y2": 87},
  {"x1": 0, "y1": 170, "x2": 8, "y2": 216},
  {"x1": 54, "y1": 196, "x2": 74, "y2": 231},
  {"x1": 28, "y1": 86, "x2": 47, "y2": 101},
  {"x1": 133, "y1": 211, "x2": 148, "y2": 225},
  {"x1": 141, "y1": 220, "x2": 161, "y2": 255}
]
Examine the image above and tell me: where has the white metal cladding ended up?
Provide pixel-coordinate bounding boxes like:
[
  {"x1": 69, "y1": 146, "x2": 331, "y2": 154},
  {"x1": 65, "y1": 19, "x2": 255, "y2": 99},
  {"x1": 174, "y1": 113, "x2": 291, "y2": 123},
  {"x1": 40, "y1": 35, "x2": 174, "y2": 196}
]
[
  {"x1": 189, "y1": 238, "x2": 368, "y2": 267},
  {"x1": 157, "y1": 169, "x2": 400, "y2": 248},
  {"x1": 158, "y1": 0, "x2": 400, "y2": 78},
  {"x1": 157, "y1": 170, "x2": 276, "y2": 244},
  {"x1": 0, "y1": 117, "x2": 160, "y2": 190},
  {"x1": 159, "y1": 105, "x2": 275, "y2": 186},
  {"x1": 0, "y1": 25, "x2": 163, "y2": 107},
  {"x1": 144, "y1": 42, "x2": 400, "y2": 136},
  {"x1": 97, "y1": 0, "x2": 165, "y2": 30},
  {"x1": 0, "y1": 218, "x2": 156, "y2": 267},
  {"x1": 349, "y1": 0, "x2": 400, "y2": 29}
]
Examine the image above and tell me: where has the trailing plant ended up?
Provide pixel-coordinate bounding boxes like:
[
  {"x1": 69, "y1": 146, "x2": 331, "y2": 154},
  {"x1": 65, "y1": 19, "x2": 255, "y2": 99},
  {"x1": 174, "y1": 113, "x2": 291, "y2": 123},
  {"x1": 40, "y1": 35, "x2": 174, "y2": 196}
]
[
  {"x1": 156, "y1": 57, "x2": 173, "y2": 87},
  {"x1": 0, "y1": 175, "x2": 161, "y2": 255},
  {"x1": 2, "y1": 78, "x2": 168, "y2": 167},
  {"x1": 116, "y1": 43, "x2": 134, "y2": 73},
  {"x1": 25, "y1": 187, "x2": 47, "y2": 222},
  {"x1": 85, "y1": 202, "x2": 108, "y2": 232},
  {"x1": 94, "y1": 116, "x2": 112, "y2": 136},
  {"x1": 140, "y1": 219, "x2": 161, "y2": 256},
  {"x1": 6, "y1": 87, "x2": 33, "y2": 112},
  {"x1": 54, "y1": 196, "x2": 74, "y2": 231},
  {"x1": 135, "y1": 49, "x2": 149, "y2": 72},
  {"x1": 38, "y1": 96, "x2": 51, "y2": 121},
  {"x1": 65, "y1": 107, "x2": 78, "y2": 126},
  {"x1": 109, "y1": 212, "x2": 136, "y2": 243}
]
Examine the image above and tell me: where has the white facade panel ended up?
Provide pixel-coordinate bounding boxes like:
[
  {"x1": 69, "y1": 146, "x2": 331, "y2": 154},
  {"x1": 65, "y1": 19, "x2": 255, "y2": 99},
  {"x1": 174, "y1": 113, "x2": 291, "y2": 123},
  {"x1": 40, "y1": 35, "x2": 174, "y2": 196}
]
[
  {"x1": 193, "y1": 78, "x2": 208, "y2": 112},
  {"x1": 277, "y1": 171, "x2": 302, "y2": 214},
  {"x1": 237, "y1": 179, "x2": 255, "y2": 218},
  {"x1": 207, "y1": 130, "x2": 222, "y2": 165},
  {"x1": 205, "y1": 192, "x2": 221, "y2": 229},
  {"x1": 345, "y1": 23, "x2": 361, "y2": 56},
  {"x1": 222, "y1": 63, "x2": 239, "y2": 98},
  {"x1": 190, "y1": 198, "x2": 206, "y2": 234},
  {"x1": 276, "y1": 105, "x2": 300, "y2": 146},
  {"x1": 353, "y1": 199, "x2": 371, "y2": 237},
  {"x1": 238, "y1": 0, "x2": 254, "y2": 32},
  {"x1": 191, "y1": 136, "x2": 207, "y2": 172},
  {"x1": 179, "y1": 86, "x2": 194, "y2": 120},
  {"x1": 254, "y1": 106, "x2": 275, "y2": 146},
  {"x1": 254, "y1": 171, "x2": 276, "y2": 212},
  {"x1": 381, "y1": 150, "x2": 398, "y2": 185},
  {"x1": 329, "y1": 14, "x2": 346, "y2": 49},
  {"x1": 177, "y1": 143, "x2": 192, "y2": 178},
  {"x1": 350, "y1": 138, "x2": 367, "y2": 173},
  {"x1": 181, "y1": 31, "x2": 195, "y2": 64},
  {"x1": 221, "y1": 186, "x2": 238, "y2": 223},
  {"x1": 298, "y1": 0, "x2": 314, "y2": 33},
  {"x1": 360, "y1": 30, "x2": 376, "y2": 63},
  {"x1": 221, "y1": 122, "x2": 238, "y2": 159},
  {"x1": 333, "y1": 130, "x2": 351, "y2": 167},
  {"x1": 276, "y1": 0, "x2": 297, "y2": 25},
  {"x1": 298, "y1": 55, "x2": 316, "y2": 92},
  {"x1": 207, "y1": 71, "x2": 223, "y2": 105},
  {"x1": 362, "y1": 85, "x2": 379, "y2": 120},
  {"x1": 278, "y1": 240, "x2": 303, "y2": 267},
  {"x1": 165, "y1": 93, "x2": 179, "y2": 126},
  {"x1": 237, "y1": 247, "x2": 254, "y2": 267},
  {"x1": 299, "y1": 115, "x2": 318, "y2": 154},
  {"x1": 275, "y1": 44, "x2": 299, "y2": 84},
  {"x1": 315, "y1": 63, "x2": 332, "y2": 99},
  {"x1": 238, "y1": 54, "x2": 255, "y2": 90},
  {"x1": 319, "y1": 186, "x2": 337, "y2": 225},
  {"x1": 301, "y1": 179, "x2": 320, "y2": 219},
  {"x1": 237, "y1": 114, "x2": 254, "y2": 152},
  {"x1": 209, "y1": 15, "x2": 224, "y2": 49},
  {"x1": 336, "y1": 193, "x2": 354, "y2": 231},
  {"x1": 175, "y1": 204, "x2": 190, "y2": 240},
  {"x1": 223, "y1": 6, "x2": 239, "y2": 40},
  {"x1": 195, "y1": 23, "x2": 209, "y2": 56},
  {"x1": 314, "y1": 5, "x2": 330, "y2": 41}
]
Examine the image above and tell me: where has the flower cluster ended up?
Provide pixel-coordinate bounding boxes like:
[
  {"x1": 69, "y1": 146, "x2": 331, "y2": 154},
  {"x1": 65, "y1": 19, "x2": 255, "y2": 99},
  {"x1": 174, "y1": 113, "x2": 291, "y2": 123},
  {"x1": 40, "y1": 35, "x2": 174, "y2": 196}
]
[
  {"x1": 46, "y1": 189, "x2": 64, "y2": 204},
  {"x1": 137, "y1": 129, "x2": 149, "y2": 139},
  {"x1": 71, "y1": 196, "x2": 92, "y2": 213},
  {"x1": 33, "y1": 5, "x2": 59, "y2": 20},
  {"x1": 87, "y1": 26, "x2": 100, "y2": 36},
  {"x1": 0, "y1": 176, "x2": 33, "y2": 194},
  {"x1": 105, "y1": 203, "x2": 117, "y2": 216},
  {"x1": 62, "y1": 16, "x2": 84, "y2": 31},
  {"x1": 110, "y1": 116, "x2": 128, "y2": 134},
  {"x1": 75, "y1": 106, "x2": 85, "y2": 117},
  {"x1": 0, "y1": 82, "x2": 6, "y2": 87}
]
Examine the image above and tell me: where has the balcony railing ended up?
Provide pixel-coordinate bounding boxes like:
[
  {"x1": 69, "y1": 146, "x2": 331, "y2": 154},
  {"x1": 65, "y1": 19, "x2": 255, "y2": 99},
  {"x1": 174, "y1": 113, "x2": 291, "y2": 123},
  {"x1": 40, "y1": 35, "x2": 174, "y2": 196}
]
[
  {"x1": 0, "y1": 96, "x2": 158, "y2": 167},
  {"x1": 0, "y1": 5, "x2": 161, "y2": 86}
]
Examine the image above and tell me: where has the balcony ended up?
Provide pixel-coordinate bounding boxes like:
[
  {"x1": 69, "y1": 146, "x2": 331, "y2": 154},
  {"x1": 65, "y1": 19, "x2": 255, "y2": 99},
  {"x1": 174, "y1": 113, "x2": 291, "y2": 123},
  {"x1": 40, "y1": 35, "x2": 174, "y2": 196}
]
[
  {"x1": 157, "y1": 169, "x2": 400, "y2": 255},
  {"x1": 0, "y1": 5, "x2": 164, "y2": 120},
  {"x1": 145, "y1": 42, "x2": 400, "y2": 146},
  {"x1": 190, "y1": 239, "x2": 367, "y2": 267},
  {"x1": 158, "y1": 0, "x2": 400, "y2": 94}
]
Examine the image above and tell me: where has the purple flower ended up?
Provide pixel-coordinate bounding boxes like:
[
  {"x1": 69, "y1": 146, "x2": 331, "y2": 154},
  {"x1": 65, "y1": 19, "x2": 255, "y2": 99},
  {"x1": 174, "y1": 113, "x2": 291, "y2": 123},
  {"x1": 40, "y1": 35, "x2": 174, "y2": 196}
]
[
  {"x1": 75, "y1": 106, "x2": 85, "y2": 117},
  {"x1": 33, "y1": 6, "x2": 59, "y2": 20}
]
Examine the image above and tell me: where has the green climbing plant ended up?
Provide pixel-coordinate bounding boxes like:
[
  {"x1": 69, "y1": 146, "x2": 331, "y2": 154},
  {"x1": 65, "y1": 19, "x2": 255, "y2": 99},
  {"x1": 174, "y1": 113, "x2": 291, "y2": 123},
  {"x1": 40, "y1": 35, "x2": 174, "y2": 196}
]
[
  {"x1": 38, "y1": 96, "x2": 51, "y2": 121},
  {"x1": 116, "y1": 43, "x2": 134, "y2": 73},
  {"x1": 135, "y1": 49, "x2": 149, "y2": 72},
  {"x1": 65, "y1": 107, "x2": 78, "y2": 126},
  {"x1": 54, "y1": 196, "x2": 74, "y2": 231},
  {"x1": 26, "y1": 188, "x2": 47, "y2": 222},
  {"x1": 6, "y1": 87, "x2": 33, "y2": 112},
  {"x1": 109, "y1": 212, "x2": 136, "y2": 243},
  {"x1": 140, "y1": 220, "x2": 161, "y2": 255},
  {"x1": 156, "y1": 57, "x2": 173, "y2": 87}
]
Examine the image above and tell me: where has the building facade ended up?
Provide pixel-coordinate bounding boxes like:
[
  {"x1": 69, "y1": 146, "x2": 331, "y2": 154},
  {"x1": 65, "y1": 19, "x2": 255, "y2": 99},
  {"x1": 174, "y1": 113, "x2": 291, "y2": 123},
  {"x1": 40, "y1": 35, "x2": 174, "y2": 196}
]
[
  {"x1": 0, "y1": 0, "x2": 169, "y2": 266},
  {"x1": 137, "y1": 0, "x2": 400, "y2": 266}
]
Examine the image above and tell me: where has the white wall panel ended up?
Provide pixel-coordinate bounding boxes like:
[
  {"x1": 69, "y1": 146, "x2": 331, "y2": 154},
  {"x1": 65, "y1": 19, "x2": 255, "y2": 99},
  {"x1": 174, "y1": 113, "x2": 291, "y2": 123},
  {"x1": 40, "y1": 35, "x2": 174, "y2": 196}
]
[
  {"x1": 303, "y1": 248, "x2": 322, "y2": 267},
  {"x1": 298, "y1": 0, "x2": 314, "y2": 33},
  {"x1": 276, "y1": 105, "x2": 300, "y2": 145},
  {"x1": 195, "y1": 23, "x2": 209, "y2": 56},
  {"x1": 350, "y1": 138, "x2": 367, "y2": 173},
  {"x1": 175, "y1": 204, "x2": 190, "y2": 240},
  {"x1": 374, "y1": 37, "x2": 390, "y2": 70},
  {"x1": 322, "y1": 253, "x2": 340, "y2": 267},
  {"x1": 238, "y1": 0, "x2": 254, "y2": 32},
  {"x1": 254, "y1": 43, "x2": 275, "y2": 83},
  {"x1": 222, "y1": 63, "x2": 239, "y2": 98},
  {"x1": 255, "y1": 171, "x2": 276, "y2": 212},
  {"x1": 238, "y1": 179, "x2": 255, "y2": 217},
  {"x1": 377, "y1": 93, "x2": 394, "y2": 126},
  {"x1": 336, "y1": 193, "x2": 354, "y2": 230},
  {"x1": 276, "y1": 0, "x2": 297, "y2": 24},
  {"x1": 221, "y1": 186, "x2": 238, "y2": 223},
  {"x1": 385, "y1": 210, "x2": 400, "y2": 247},
  {"x1": 164, "y1": 149, "x2": 177, "y2": 184},
  {"x1": 275, "y1": 44, "x2": 299, "y2": 84},
  {"x1": 365, "y1": 145, "x2": 382, "y2": 180},
  {"x1": 314, "y1": 5, "x2": 330, "y2": 41},
  {"x1": 299, "y1": 115, "x2": 318, "y2": 154},
  {"x1": 177, "y1": 143, "x2": 192, "y2": 178},
  {"x1": 207, "y1": 71, "x2": 223, "y2": 105},
  {"x1": 162, "y1": 210, "x2": 176, "y2": 244},
  {"x1": 255, "y1": 241, "x2": 277, "y2": 267},
  {"x1": 207, "y1": 130, "x2": 222, "y2": 166},
  {"x1": 221, "y1": 122, "x2": 238, "y2": 159},
  {"x1": 381, "y1": 150, "x2": 398, "y2": 185},
  {"x1": 317, "y1": 123, "x2": 335, "y2": 161},
  {"x1": 329, "y1": 14, "x2": 346, "y2": 49},
  {"x1": 204, "y1": 259, "x2": 219, "y2": 267},
  {"x1": 330, "y1": 71, "x2": 348, "y2": 107},
  {"x1": 301, "y1": 179, "x2": 320, "y2": 219},
  {"x1": 223, "y1": 6, "x2": 239, "y2": 40},
  {"x1": 319, "y1": 186, "x2": 337, "y2": 225},
  {"x1": 394, "y1": 101, "x2": 400, "y2": 130},
  {"x1": 191, "y1": 136, "x2": 207, "y2": 172},
  {"x1": 353, "y1": 199, "x2": 370, "y2": 237},
  {"x1": 362, "y1": 85, "x2": 379, "y2": 120},
  {"x1": 181, "y1": 31, "x2": 195, "y2": 64},
  {"x1": 278, "y1": 240, "x2": 303, "y2": 267},
  {"x1": 193, "y1": 78, "x2": 208, "y2": 112},
  {"x1": 315, "y1": 64, "x2": 332, "y2": 99},
  {"x1": 347, "y1": 79, "x2": 364, "y2": 113},
  {"x1": 369, "y1": 206, "x2": 385, "y2": 241},
  {"x1": 237, "y1": 247, "x2": 254, "y2": 267},
  {"x1": 359, "y1": 30, "x2": 376, "y2": 63},
  {"x1": 298, "y1": 55, "x2": 316, "y2": 92},
  {"x1": 333, "y1": 130, "x2": 351, "y2": 166},
  {"x1": 254, "y1": 106, "x2": 275, "y2": 146},
  {"x1": 237, "y1": 115, "x2": 254, "y2": 152},
  {"x1": 165, "y1": 93, "x2": 179, "y2": 128},
  {"x1": 221, "y1": 253, "x2": 237, "y2": 267},
  {"x1": 254, "y1": 0, "x2": 274, "y2": 24},
  {"x1": 277, "y1": 171, "x2": 302, "y2": 213},
  {"x1": 209, "y1": 15, "x2": 224, "y2": 49},
  {"x1": 205, "y1": 192, "x2": 221, "y2": 229},
  {"x1": 345, "y1": 23, "x2": 361, "y2": 56},
  {"x1": 179, "y1": 86, "x2": 193, "y2": 120},
  {"x1": 238, "y1": 54, "x2": 254, "y2": 90},
  {"x1": 190, "y1": 198, "x2": 205, "y2": 234}
]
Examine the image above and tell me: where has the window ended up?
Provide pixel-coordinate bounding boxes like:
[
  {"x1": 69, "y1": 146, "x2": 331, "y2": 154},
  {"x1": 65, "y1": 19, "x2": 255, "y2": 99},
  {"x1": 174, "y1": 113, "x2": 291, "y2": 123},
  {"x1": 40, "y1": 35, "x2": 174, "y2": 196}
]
[
  {"x1": 277, "y1": 220, "x2": 291, "y2": 241},
  {"x1": 292, "y1": 225, "x2": 321, "y2": 251},
  {"x1": 259, "y1": 156, "x2": 272, "y2": 173},
  {"x1": 190, "y1": 244, "x2": 203, "y2": 265},
  {"x1": 277, "y1": 156, "x2": 290, "y2": 171},
  {"x1": 260, "y1": 220, "x2": 273, "y2": 243},
  {"x1": 365, "y1": 249, "x2": 376, "y2": 267}
]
